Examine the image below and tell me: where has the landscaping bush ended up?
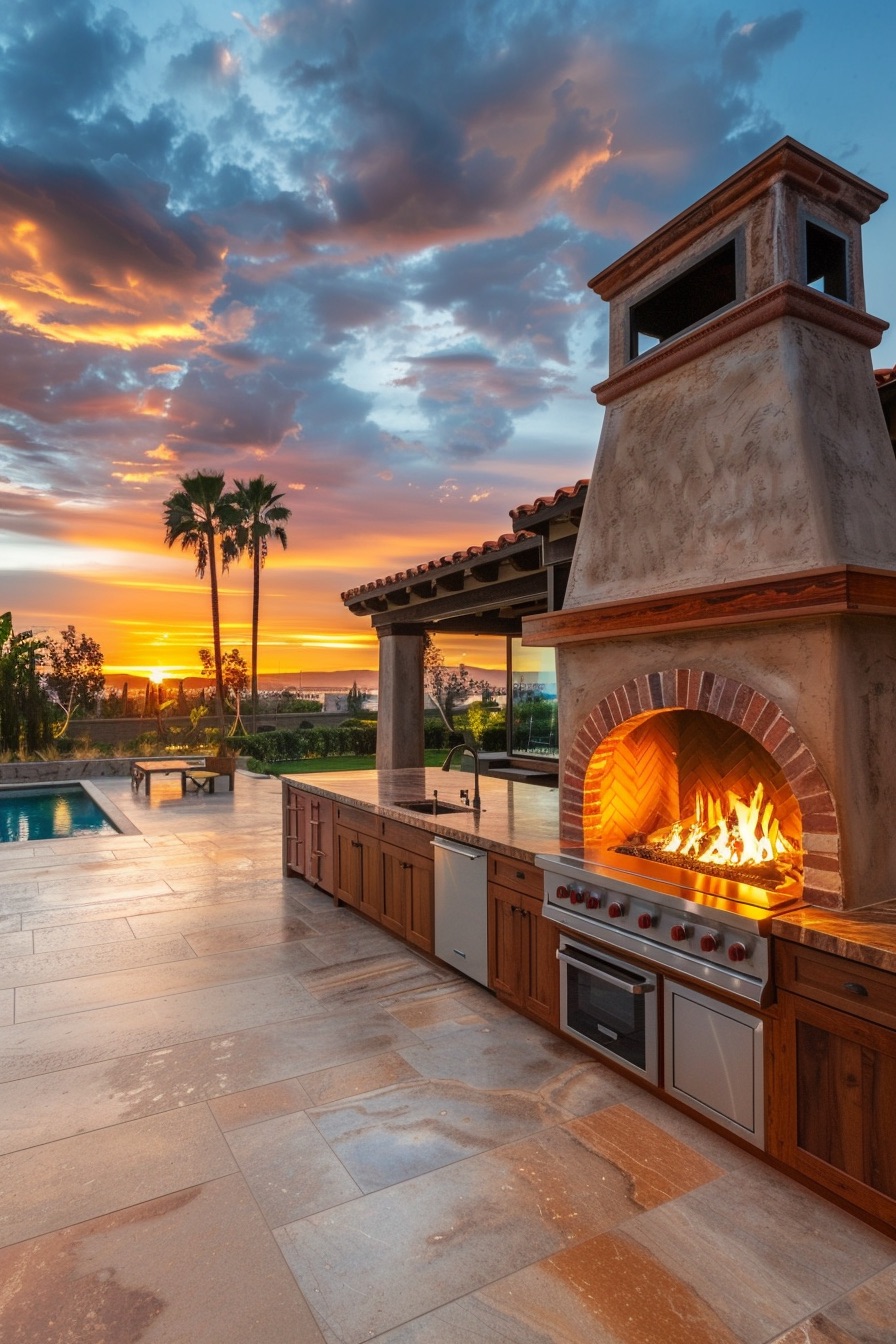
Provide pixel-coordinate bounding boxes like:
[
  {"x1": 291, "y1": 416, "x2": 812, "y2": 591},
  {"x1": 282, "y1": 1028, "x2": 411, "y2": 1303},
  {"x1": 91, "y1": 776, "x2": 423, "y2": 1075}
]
[
  {"x1": 480, "y1": 722, "x2": 508, "y2": 751},
  {"x1": 239, "y1": 722, "x2": 377, "y2": 764},
  {"x1": 423, "y1": 718, "x2": 461, "y2": 750}
]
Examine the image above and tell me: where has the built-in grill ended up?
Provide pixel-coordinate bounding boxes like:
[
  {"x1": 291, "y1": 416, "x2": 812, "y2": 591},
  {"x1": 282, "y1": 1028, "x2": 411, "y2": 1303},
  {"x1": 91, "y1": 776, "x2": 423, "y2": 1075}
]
[{"x1": 536, "y1": 848, "x2": 800, "y2": 1007}]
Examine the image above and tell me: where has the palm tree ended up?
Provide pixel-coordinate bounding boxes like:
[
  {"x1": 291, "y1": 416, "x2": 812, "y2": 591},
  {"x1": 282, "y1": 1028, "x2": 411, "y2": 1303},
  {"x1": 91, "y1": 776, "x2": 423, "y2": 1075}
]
[
  {"x1": 163, "y1": 472, "x2": 240, "y2": 733},
  {"x1": 232, "y1": 476, "x2": 291, "y2": 731}
]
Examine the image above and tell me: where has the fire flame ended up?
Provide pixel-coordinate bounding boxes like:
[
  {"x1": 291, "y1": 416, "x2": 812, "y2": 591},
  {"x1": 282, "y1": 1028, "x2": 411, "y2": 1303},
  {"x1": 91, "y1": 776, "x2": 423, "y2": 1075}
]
[{"x1": 647, "y1": 782, "x2": 799, "y2": 873}]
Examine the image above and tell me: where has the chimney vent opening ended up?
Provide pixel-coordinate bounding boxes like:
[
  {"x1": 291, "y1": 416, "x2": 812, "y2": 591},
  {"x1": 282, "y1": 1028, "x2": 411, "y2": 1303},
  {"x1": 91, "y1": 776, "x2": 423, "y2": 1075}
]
[
  {"x1": 804, "y1": 220, "x2": 849, "y2": 301},
  {"x1": 628, "y1": 237, "x2": 740, "y2": 360}
]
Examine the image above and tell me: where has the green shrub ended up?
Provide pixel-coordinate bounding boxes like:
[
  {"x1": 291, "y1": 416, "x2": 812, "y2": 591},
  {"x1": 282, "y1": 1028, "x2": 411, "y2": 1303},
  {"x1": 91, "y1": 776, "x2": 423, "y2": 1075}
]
[
  {"x1": 238, "y1": 723, "x2": 377, "y2": 764},
  {"x1": 423, "y1": 718, "x2": 453, "y2": 749}
]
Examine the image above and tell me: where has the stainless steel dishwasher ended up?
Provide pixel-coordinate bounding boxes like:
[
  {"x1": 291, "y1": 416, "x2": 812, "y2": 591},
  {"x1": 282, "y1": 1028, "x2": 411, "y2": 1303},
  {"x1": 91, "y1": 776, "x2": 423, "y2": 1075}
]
[{"x1": 432, "y1": 837, "x2": 488, "y2": 986}]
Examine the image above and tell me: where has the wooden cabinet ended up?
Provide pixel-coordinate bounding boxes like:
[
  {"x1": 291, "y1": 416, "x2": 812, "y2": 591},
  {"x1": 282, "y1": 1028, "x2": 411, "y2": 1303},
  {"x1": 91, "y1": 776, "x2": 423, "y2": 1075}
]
[
  {"x1": 331, "y1": 806, "x2": 435, "y2": 952},
  {"x1": 488, "y1": 856, "x2": 559, "y2": 1028},
  {"x1": 380, "y1": 839, "x2": 435, "y2": 954},
  {"x1": 335, "y1": 805, "x2": 382, "y2": 915},
  {"x1": 770, "y1": 940, "x2": 896, "y2": 1228},
  {"x1": 283, "y1": 785, "x2": 335, "y2": 892}
]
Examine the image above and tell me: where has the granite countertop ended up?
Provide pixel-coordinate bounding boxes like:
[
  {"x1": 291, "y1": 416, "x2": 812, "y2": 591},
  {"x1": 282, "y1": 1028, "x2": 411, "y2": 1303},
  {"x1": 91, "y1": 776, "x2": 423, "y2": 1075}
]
[
  {"x1": 281, "y1": 767, "x2": 562, "y2": 864},
  {"x1": 772, "y1": 902, "x2": 896, "y2": 974}
]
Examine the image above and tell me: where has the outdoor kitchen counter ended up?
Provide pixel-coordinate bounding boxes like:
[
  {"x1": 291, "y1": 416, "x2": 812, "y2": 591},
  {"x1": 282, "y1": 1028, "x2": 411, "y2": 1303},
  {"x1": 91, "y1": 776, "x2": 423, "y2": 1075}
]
[
  {"x1": 279, "y1": 767, "x2": 561, "y2": 864},
  {"x1": 772, "y1": 901, "x2": 896, "y2": 974}
]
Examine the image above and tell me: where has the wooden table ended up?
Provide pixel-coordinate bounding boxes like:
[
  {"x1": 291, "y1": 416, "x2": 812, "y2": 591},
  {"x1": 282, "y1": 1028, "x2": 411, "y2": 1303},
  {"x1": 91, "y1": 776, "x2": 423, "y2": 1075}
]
[{"x1": 131, "y1": 760, "x2": 196, "y2": 796}]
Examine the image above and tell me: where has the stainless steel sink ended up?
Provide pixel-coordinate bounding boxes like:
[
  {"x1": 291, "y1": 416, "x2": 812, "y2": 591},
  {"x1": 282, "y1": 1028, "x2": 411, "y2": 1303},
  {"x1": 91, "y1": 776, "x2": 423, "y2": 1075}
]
[{"x1": 391, "y1": 798, "x2": 470, "y2": 815}]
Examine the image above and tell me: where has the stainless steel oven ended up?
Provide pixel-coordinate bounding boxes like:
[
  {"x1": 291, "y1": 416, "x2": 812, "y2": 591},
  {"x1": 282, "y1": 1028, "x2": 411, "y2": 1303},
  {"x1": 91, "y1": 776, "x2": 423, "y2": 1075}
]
[
  {"x1": 558, "y1": 936, "x2": 659, "y2": 1083},
  {"x1": 541, "y1": 850, "x2": 784, "y2": 1148}
]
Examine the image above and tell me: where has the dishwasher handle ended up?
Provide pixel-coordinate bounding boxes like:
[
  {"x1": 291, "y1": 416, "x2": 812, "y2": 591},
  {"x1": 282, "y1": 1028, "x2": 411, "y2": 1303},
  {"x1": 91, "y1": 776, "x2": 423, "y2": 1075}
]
[{"x1": 431, "y1": 837, "x2": 486, "y2": 861}]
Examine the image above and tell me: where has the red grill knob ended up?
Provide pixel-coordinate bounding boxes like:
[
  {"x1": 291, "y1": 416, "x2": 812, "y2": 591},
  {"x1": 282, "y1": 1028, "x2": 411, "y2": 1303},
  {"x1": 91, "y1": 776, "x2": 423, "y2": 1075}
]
[
  {"x1": 670, "y1": 924, "x2": 690, "y2": 942},
  {"x1": 728, "y1": 942, "x2": 748, "y2": 963},
  {"x1": 570, "y1": 889, "x2": 585, "y2": 905},
  {"x1": 607, "y1": 902, "x2": 624, "y2": 919},
  {"x1": 556, "y1": 885, "x2": 570, "y2": 901},
  {"x1": 637, "y1": 913, "x2": 654, "y2": 930},
  {"x1": 700, "y1": 933, "x2": 720, "y2": 953},
  {"x1": 586, "y1": 895, "x2": 601, "y2": 910}
]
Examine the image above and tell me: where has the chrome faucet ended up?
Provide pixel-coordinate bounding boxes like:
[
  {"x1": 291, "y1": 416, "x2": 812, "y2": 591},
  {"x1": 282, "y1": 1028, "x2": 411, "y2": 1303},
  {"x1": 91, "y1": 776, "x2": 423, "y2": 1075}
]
[{"x1": 442, "y1": 742, "x2": 481, "y2": 809}]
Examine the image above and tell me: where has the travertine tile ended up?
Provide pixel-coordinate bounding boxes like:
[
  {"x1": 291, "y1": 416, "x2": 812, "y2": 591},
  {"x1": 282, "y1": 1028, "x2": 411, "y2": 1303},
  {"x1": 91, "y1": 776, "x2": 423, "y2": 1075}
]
[
  {"x1": 373, "y1": 1230, "x2": 749, "y2": 1344},
  {"x1": 625, "y1": 1162, "x2": 895, "y2": 1344},
  {"x1": 0, "y1": 973, "x2": 320, "y2": 1082},
  {"x1": 184, "y1": 913, "x2": 314, "y2": 954},
  {"x1": 309, "y1": 1077, "x2": 569, "y2": 1192},
  {"x1": 0, "y1": 933, "x2": 194, "y2": 991},
  {"x1": 770, "y1": 1318, "x2": 877, "y2": 1343},
  {"x1": 126, "y1": 896, "x2": 293, "y2": 938},
  {"x1": 225, "y1": 1110, "x2": 362, "y2": 1225},
  {"x1": 14, "y1": 940, "x2": 324, "y2": 1020},
  {"x1": 0, "y1": 913, "x2": 22, "y2": 934},
  {"x1": 0, "y1": 1104, "x2": 236, "y2": 1247},
  {"x1": 301, "y1": 1051, "x2": 421, "y2": 1107},
  {"x1": 399, "y1": 1016, "x2": 583, "y2": 1091},
  {"x1": 0, "y1": 989, "x2": 11, "y2": 1026},
  {"x1": 209, "y1": 1076, "x2": 312, "y2": 1130},
  {"x1": 32, "y1": 915, "x2": 137, "y2": 952},
  {"x1": 276, "y1": 1121, "x2": 699, "y2": 1342},
  {"x1": 0, "y1": 929, "x2": 32, "y2": 956},
  {"x1": 0, "y1": 1173, "x2": 326, "y2": 1343},
  {"x1": 538, "y1": 1058, "x2": 643, "y2": 1115}
]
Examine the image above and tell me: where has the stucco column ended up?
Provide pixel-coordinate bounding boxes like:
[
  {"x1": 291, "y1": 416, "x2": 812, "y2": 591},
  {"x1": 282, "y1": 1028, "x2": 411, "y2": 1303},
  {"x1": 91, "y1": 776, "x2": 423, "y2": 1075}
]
[{"x1": 376, "y1": 623, "x2": 426, "y2": 770}]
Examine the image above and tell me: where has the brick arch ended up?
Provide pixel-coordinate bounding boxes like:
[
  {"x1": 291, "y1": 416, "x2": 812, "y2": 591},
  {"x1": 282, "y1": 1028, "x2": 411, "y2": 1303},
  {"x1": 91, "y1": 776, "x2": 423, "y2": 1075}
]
[{"x1": 562, "y1": 668, "x2": 841, "y2": 907}]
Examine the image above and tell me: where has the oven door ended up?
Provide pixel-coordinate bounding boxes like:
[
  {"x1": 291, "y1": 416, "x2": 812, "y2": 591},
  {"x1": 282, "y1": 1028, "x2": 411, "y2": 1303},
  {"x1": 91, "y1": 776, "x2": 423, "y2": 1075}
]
[{"x1": 558, "y1": 937, "x2": 659, "y2": 1084}]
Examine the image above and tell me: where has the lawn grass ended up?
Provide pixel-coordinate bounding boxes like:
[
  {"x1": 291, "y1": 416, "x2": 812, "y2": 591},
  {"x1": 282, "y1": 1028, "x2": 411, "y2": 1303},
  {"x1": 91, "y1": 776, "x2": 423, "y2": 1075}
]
[{"x1": 258, "y1": 749, "x2": 451, "y2": 776}]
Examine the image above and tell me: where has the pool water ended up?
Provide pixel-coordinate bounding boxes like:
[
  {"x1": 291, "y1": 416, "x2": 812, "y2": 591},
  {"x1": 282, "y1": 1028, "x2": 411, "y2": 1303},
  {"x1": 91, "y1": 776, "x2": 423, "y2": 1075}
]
[{"x1": 0, "y1": 786, "x2": 119, "y2": 843}]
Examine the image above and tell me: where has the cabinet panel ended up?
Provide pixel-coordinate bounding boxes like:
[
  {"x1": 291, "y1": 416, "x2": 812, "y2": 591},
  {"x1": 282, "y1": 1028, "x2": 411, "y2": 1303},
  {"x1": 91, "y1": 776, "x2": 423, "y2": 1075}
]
[
  {"x1": 523, "y1": 893, "x2": 560, "y2": 1026},
  {"x1": 357, "y1": 833, "x2": 382, "y2": 921},
  {"x1": 379, "y1": 842, "x2": 407, "y2": 938},
  {"x1": 488, "y1": 885, "x2": 523, "y2": 1004},
  {"x1": 404, "y1": 852, "x2": 434, "y2": 955},
  {"x1": 285, "y1": 787, "x2": 306, "y2": 877},
  {"x1": 778, "y1": 988, "x2": 896, "y2": 1219},
  {"x1": 335, "y1": 826, "x2": 361, "y2": 909},
  {"x1": 306, "y1": 795, "x2": 334, "y2": 893}
]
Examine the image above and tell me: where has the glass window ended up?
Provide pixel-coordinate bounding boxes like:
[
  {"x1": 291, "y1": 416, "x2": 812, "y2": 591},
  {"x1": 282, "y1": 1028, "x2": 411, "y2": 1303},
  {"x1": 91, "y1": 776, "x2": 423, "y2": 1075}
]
[{"x1": 509, "y1": 638, "x2": 558, "y2": 758}]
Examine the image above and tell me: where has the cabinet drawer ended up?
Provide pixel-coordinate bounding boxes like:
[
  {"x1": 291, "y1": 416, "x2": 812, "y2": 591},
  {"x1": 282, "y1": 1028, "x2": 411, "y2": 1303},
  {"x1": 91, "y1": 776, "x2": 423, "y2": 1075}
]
[
  {"x1": 489, "y1": 854, "x2": 543, "y2": 899},
  {"x1": 776, "y1": 940, "x2": 896, "y2": 1029},
  {"x1": 334, "y1": 803, "x2": 381, "y2": 837},
  {"x1": 381, "y1": 817, "x2": 434, "y2": 857}
]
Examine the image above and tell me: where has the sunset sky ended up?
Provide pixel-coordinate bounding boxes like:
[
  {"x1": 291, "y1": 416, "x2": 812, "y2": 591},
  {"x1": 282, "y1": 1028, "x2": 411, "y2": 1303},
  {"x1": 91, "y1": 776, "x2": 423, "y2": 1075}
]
[{"x1": 2, "y1": 1, "x2": 894, "y2": 679}]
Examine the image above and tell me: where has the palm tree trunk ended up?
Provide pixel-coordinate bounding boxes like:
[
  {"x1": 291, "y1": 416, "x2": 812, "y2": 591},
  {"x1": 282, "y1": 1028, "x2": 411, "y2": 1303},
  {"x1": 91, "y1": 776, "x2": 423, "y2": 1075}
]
[
  {"x1": 251, "y1": 544, "x2": 260, "y2": 733},
  {"x1": 207, "y1": 536, "x2": 227, "y2": 733}
]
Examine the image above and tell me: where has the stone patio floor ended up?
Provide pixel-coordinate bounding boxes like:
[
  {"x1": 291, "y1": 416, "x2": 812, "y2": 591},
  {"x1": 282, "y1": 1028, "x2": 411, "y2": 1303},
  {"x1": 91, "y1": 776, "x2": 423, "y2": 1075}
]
[{"x1": 0, "y1": 773, "x2": 894, "y2": 1343}]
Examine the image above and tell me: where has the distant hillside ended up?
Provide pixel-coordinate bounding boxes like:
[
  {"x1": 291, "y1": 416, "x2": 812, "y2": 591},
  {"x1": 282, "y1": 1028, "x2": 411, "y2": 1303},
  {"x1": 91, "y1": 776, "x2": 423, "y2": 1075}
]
[{"x1": 102, "y1": 667, "x2": 505, "y2": 692}]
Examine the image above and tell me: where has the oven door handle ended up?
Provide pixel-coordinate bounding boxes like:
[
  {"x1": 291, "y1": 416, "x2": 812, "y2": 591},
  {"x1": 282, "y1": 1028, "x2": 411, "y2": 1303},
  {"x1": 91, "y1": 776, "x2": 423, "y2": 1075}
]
[{"x1": 556, "y1": 949, "x2": 655, "y2": 996}]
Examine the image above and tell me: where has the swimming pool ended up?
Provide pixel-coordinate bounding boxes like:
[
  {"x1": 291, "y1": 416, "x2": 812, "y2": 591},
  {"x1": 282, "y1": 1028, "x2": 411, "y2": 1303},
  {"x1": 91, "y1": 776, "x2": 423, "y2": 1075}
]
[{"x1": 0, "y1": 783, "x2": 124, "y2": 843}]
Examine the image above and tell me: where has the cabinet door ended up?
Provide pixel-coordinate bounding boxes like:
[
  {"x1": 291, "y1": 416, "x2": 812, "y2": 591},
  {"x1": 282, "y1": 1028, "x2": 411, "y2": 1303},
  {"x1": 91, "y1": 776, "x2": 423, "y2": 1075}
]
[
  {"x1": 306, "y1": 796, "x2": 334, "y2": 893},
  {"x1": 488, "y1": 886, "x2": 522, "y2": 1005},
  {"x1": 379, "y1": 841, "x2": 407, "y2": 938},
  {"x1": 404, "y1": 851, "x2": 434, "y2": 955},
  {"x1": 522, "y1": 895, "x2": 559, "y2": 1027},
  {"x1": 286, "y1": 788, "x2": 306, "y2": 876},
  {"x1": 357, "y1": 832, "x2": 383, "y2": 922},
  {"x1": 779, "y1": 990, "x2": 896, "y2": 1215},
  {"x1": 335, "y1": 826, "x2": 361, "y2": 909}
]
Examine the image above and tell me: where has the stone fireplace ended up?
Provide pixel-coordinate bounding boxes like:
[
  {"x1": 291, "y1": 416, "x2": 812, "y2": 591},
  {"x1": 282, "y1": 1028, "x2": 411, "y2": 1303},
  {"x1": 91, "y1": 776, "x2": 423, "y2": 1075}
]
[{"x1": 524, "y1": 138, "x2": 896, "y2": 912}]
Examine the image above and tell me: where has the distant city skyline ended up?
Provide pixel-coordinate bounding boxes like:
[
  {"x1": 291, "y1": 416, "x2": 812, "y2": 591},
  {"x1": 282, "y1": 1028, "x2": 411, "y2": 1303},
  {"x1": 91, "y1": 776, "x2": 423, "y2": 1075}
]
[{"x1": 2, "y1": 1, "x2": 894, "y2": 678}]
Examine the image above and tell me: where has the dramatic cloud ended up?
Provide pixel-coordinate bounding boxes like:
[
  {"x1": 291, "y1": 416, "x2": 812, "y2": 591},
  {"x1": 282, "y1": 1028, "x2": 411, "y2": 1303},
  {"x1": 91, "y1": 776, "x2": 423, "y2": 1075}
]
[{"x1": 0, "y1": 0, "x2": 849, "y2": 670}]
